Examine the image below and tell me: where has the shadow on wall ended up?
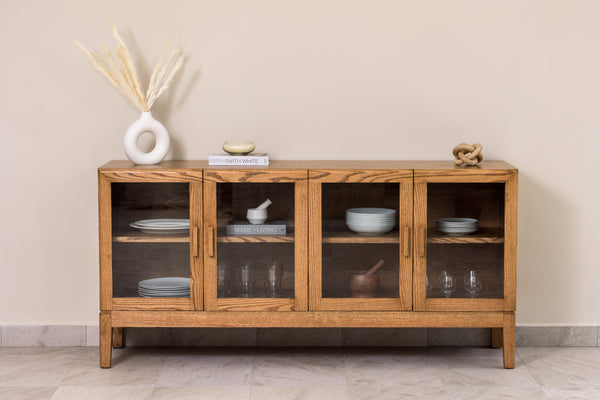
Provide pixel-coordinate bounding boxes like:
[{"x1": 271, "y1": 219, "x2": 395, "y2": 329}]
[{"x1": 517, "y1": 171, "x2": 577, "y2": 322}]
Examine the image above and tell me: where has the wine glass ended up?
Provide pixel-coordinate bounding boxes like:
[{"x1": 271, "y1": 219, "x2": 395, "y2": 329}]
[
  {"x1": 464, "y1": 270, "x2": 483, "y2": 297},
  {"x1": 426, "y1": 274, "x2": 432, "y2": 294},
  {"x1": 439, "y1": 271, "x2": 456, "y2": 297}
]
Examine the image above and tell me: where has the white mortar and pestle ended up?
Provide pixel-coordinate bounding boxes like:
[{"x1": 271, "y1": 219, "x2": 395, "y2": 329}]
[{"x1": 247, "y1": 199, "x2": 272, "y2": 224}]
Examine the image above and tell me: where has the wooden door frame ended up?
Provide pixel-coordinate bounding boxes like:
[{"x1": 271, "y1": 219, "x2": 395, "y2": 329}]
[
  {"x1": 413, "y1": 169, "x2": 518, "y2": 312},
  {"x1": 202, "y1": 169, "x2": 308, "y2": 311},
  {"x1": 98, "y1": 170, "x2": 203, "y2": 312},
  {"x1": 308, "y1": 169, "x2": 414, "y2": 311}
]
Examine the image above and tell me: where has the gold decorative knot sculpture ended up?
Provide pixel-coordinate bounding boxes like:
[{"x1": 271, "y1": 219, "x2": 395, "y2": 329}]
[{"x1": 453, "y1": 143, "x2": 483, "y2": 166}]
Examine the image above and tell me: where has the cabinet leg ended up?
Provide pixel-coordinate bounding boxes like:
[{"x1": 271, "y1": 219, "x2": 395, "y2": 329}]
[
  {"x1": 502, "y1": 313, "x2": 515, "y2": 369},
  {"x1": 491, "y1": 328, "x2": 503, "y2": 348},
  {"x1": 99, "y1": 312, "x2": 112, "y2": 368},
  {"x1": 112, "y1": 327, "x2": 125, "y2": 348}
]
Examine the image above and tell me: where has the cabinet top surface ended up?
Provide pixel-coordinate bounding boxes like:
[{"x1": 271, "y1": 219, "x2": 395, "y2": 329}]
[{"x1": 99, "y1": 160, "x2": 516, "y2": 171}]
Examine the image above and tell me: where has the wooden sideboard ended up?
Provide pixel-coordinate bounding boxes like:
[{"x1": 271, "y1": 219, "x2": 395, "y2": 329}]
[{"x1": 98, "y1": 160, "x2": 517, "y2": 368}]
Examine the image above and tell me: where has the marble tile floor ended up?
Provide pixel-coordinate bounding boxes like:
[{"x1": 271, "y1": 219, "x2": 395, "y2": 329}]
[{"x1": 1, "y1": 346, "x2": 599, "y2": 400}]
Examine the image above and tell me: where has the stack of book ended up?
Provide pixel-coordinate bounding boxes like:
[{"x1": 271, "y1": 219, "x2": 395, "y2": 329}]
[
  {"x1": 226, "y1": 220, "x2": 286, "y2": 235},
  {"x1": 208, "y1": 153, "x2": 269, "y2": 166}
]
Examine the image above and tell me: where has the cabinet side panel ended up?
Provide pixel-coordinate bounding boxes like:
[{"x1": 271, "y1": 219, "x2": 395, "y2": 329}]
[
  {"x1": 504, "y1": 172, "x2": 518, "y2": 311},
  {"x1": 295, "y1": 181, "x2": 309, "y2": 311},
  {"x1": 98, "y1": 173, "x2": 112, "y2": 311}
]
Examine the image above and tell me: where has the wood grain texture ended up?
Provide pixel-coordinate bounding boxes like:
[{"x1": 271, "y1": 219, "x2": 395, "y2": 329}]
[
  {"x1": 423, "y1": 298, "x2": 504, "y2": 312},
  {"x1": 309, "y1": 169, "x2": 412, "y2": 182},
  {"x1": 504, "y1": 172, "x2": 518, "y2": 311},
  {"x1": 216, "y1": 298, "x2": 295, "y2": 311},
  {"x1": 111, "y1": 310, "x2": 505, "y2": 328},
  {"x1": 319, "y1": 298, "x2": 410, "y2": 311},
  {"x1": 413, "y1": 182, "x2": 427, "y2": 311},
  {"x1": 204, "y1": 169, "x2": 307, "y2": 183},
  {"x1": 99, "y1": 312, "x2": 112, "y2": 368},
  {"x1": 414, "y1": 167, "x2": 517, "y2": 182},
  {"x1": 113, "y1": 233, "x2": 189, "y2": 243},
  {"x1": 503, "y1": 312, "x2": 516, "y2": 368},
  {"x1": 112, "y1": 298, "x2": 193, "y2": 311},
  {"x1": 100, "y1": 171, "x2": 203, "y2": 182},
  {"x1": 308, "y1": 181, "x2": 323, "y2": 310},
  {"x1": 203, "y1": 181, "x2": 218, "y2": 311},
  {"x1": 190, "y1": 181, "x2": 203, "y2": 311},
  {"x1": 98, "y1": 173, "x2": 113, "y2": 311},
  {"x1": 294, "y1": 180, "x2": 309, "y2": 311},
  {"x1": 399, "y1": 177, "x2": 414, "y2": 310},
  {"x1": 427, "y1": 229, "x2": 504, "y2": 244}
]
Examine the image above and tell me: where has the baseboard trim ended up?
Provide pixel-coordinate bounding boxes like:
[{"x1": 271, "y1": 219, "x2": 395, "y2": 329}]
[{"x1": 1, "y1": 325, "x2": 598, "y2": 347}]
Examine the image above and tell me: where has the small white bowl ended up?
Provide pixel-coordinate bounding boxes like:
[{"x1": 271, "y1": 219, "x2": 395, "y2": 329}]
[
  {"x1": 247, "y1": 208, "x2": 267, "y2": 224},
  {"x1": 223, "y1": 141, "x2": 255, "y2": 155}
]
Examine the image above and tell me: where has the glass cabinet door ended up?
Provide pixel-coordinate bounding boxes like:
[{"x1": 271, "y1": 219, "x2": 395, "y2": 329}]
[
  {"x1": 99, "y1": 175, "x2": 203, "y2": 311},
  {"x1": 414, "y1": 170, "x2": 517, "y2": 311},
  {"x1": 309, "y1": 170, "x2": 413, "y2": 311},
  {"x1": 203, "y1": 170, "x2": 308, "y2": 311}
]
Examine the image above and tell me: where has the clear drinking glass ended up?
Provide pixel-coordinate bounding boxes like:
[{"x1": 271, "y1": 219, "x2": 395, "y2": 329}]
[
  {"x1": 264, "y1": 262, "x2": 284, "y2": 298},
  {"x1": 217, "y1": 261, "x2": 230, "y2": 297},
  {"x1": 439, "y1": 271, "x2": 456, "y2": 297},
  {"x1": 464, "y1": 270, "x2": 483, "y2": 297},
  {"x1": 426, "y1": 274, "x2": 432, "y2": 294},
  {"x1": 238, "y1": 264, "x2": 254, "y2": 298}
]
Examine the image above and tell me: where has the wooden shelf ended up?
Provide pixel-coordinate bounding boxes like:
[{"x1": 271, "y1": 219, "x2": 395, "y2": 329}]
[
  {"x1": 113, "y1": 232, "x2": 189, "y2": 243},
  {"x1": 427, "y1": 228, "x2": 504, "y2": 244},
  {"x1": 322, "y1": 221, "x2": 399, "y2": 244}
]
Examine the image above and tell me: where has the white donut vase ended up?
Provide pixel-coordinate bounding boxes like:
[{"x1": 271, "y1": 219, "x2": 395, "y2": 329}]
[{"x1": 123, "y1": 112, "x2": 170, "y2": 165}]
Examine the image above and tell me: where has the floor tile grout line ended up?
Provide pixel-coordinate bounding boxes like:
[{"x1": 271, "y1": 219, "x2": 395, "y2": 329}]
[
  {"x1": 55, "y1": 347, "x2": 86, "y2": 387},
  {"x1": 516, "y1": 348, "x2": 545, "y2": 388}
]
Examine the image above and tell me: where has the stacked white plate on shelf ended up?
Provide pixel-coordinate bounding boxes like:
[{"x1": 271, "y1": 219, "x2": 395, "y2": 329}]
[
  {"x1": 436, "y1": 218, "x2": 478, "y2": 235},
  {"x1": 345, "y1": 208, "x2": 397, "y2": 235},
  {"x1": 138, "y1": 277, "x2": 191, "y2": 298},
  {"x1": 130, "y1": 219, "x2": 190, "y2": 234}
]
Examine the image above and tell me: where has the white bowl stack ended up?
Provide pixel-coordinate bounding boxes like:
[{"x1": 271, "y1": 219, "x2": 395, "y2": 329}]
[
  {"x1": 138, "y1": 277, "x2": 191, "y2": 298},
  {"x1": 436, "y1": 218, "x2": 478, "y2": 235},
  {"x1": 345, "y1": 208, "x2": 397, "y2": 235}
]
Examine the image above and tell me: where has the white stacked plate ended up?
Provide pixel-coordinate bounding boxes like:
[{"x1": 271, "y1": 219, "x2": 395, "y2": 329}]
[
  {"x1": 345, "y1": 208, "x2": 397, "y2": 235},
  {"x1": 130, "y1": 219, "x2": 190, "y2": 234},
  {"x1": 138, "y1": 277, "x2": 191, "y2": 298},
  {"x1": 436, "y1": 218, "x2": 478, "y2": 235}
]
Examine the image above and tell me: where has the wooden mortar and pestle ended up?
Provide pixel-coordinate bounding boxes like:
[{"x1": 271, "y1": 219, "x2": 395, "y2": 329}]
[{"x1": 349, "y1": 259, "x2": 385, "y2": 298}]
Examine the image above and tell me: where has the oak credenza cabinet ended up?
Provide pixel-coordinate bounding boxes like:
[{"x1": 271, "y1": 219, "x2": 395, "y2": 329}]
[{"x1": 98, "y1": 160, "x2": 517, "y2": 368}]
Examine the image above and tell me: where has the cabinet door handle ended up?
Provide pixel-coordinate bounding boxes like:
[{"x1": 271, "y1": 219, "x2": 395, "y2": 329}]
[
  {"x1": 207, "y1": 226, "x2": 215, "y2": 257},
  {"x1": 403, "y1": 226, "x2": 410, "y2": 257},
  {"x1": 419, "y1": 227, "x2": 427, "y2": 257},
  {"x1": 191, "y1": 226, "x2": 199, "y2": 257}
]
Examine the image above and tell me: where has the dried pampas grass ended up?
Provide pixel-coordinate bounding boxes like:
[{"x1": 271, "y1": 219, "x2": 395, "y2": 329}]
[{"x1": 75, "y1": 19, "x2": 184, "y2": 112}]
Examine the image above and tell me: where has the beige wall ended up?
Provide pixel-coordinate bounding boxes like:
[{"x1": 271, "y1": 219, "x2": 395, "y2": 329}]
[{"x1": 1, "y1": 0, "x2": 598, "y2": 325}]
